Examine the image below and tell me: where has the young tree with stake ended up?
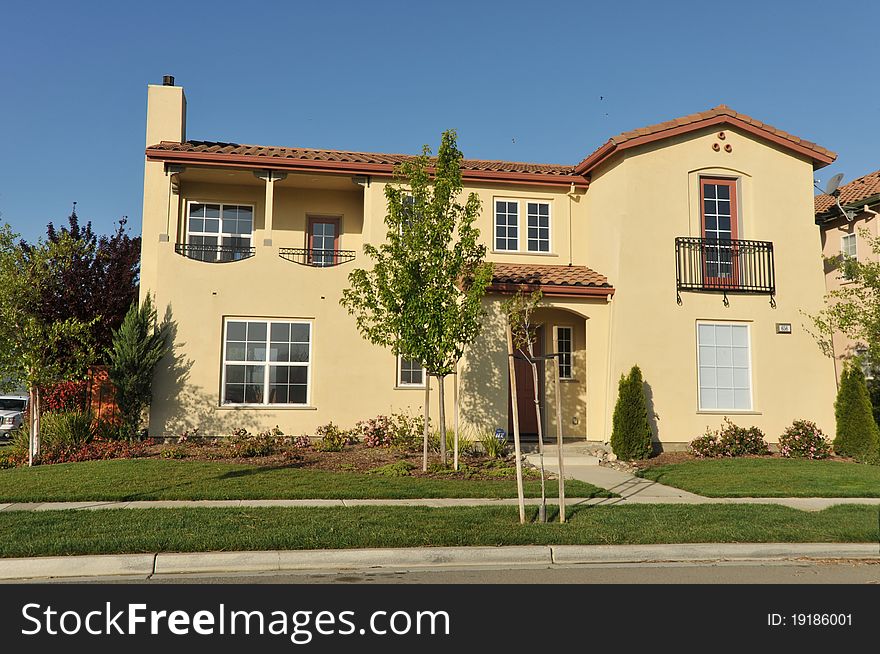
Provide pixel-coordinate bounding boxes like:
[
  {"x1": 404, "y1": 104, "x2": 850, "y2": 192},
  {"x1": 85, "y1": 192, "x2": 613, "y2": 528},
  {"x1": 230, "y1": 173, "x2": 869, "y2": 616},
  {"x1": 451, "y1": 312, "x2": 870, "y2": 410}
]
[{"x1": 342, "y1": 130, "x2": 493, "y2": 469}]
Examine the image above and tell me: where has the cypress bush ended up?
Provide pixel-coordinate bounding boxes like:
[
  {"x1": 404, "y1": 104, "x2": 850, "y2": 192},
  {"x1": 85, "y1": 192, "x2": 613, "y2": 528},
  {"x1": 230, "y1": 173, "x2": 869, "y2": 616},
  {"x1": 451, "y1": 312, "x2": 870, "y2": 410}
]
[
  {"x1": 833, "y1": 361, "x2": 880, "y2": 462},
  {"x1": 610, "y1": 365, "x2": 654, "y2": 460}
]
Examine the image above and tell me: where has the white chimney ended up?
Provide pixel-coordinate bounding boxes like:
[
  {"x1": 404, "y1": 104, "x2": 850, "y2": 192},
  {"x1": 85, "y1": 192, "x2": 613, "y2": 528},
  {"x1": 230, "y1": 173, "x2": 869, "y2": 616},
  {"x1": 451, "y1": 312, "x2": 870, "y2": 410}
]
[{"x1": 145, "y1": 75, "x2": 186, "y2": 147}]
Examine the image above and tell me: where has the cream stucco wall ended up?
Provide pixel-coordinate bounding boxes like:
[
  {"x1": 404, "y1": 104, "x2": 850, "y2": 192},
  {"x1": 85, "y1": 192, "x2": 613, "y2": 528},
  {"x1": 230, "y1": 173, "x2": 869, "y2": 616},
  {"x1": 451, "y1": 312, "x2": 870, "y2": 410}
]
[{"x1": 584, "y1": 126, "x2": 837, "y2": 445}]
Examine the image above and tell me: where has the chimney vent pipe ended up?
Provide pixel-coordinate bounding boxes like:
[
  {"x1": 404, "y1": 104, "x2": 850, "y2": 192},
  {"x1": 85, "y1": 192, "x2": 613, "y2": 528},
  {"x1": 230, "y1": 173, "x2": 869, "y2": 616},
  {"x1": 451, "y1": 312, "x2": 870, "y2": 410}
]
[{"x1": 162, "y1": 75, "x2": 175, "y2": 86}]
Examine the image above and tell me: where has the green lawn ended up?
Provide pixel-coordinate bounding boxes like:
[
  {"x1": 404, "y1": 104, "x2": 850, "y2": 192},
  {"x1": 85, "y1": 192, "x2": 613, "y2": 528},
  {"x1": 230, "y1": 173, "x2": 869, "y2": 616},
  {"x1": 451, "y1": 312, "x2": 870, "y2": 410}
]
[
  {"x1": 0, "y1": 459, "x2": 611, "y2": 502},
  {"x1": 0, "y1": 504, "x2": 876, "y2": 557},
  {"x1": 638, "y1": 458, "x2": 880, "y2": 497}
]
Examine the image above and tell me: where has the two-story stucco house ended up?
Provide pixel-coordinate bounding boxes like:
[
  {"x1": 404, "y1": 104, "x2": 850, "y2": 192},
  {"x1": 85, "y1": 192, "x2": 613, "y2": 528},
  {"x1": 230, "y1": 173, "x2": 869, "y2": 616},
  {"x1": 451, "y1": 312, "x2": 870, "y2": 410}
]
[
  {"x1": 140, "y1": 76, "x2": 837, "y2": 449},
  {"x1": 816, "y1": 168, "x2": 880, "y2": 378}
]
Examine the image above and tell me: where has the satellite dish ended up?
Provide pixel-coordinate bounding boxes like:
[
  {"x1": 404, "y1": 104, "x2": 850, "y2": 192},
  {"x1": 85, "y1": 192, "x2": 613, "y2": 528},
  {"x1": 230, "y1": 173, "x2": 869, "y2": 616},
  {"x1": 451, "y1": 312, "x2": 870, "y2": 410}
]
[{"x1": 825, "y1": 173, "x2": 845, "y2": 196}]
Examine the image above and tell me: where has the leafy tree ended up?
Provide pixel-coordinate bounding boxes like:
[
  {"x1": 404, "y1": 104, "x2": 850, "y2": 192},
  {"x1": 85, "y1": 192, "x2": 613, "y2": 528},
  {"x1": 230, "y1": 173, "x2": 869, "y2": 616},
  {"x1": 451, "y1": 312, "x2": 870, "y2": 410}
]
[
  {"x1": 0, "y1": 224, "x2": 95, "y2": 464},
  {"x1": 107, "y1": 295, "x2": 171, "y2": 439},
  {"x1": 610, "y1": 365, "x2": 654, "y2": 460},
  {"x1": 342, "y1": 130, "x2": 493, "y2": 469},
  {"x1": 26, "y1": 209, "x2": 140, "y2": 364},
  {"x1": 833, "y1": 360, "x2": 880, "y2": 462}
]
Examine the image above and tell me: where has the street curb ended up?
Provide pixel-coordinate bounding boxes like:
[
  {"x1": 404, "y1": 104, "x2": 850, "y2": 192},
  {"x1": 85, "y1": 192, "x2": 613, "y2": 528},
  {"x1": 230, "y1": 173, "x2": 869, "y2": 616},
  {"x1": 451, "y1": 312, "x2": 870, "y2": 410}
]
[
  {"x1": 1, "y1": 544, "x2": 878, "y2": 580},
  {"x1": 0, "y1": 553, "x2": 155, "y2": 580}
]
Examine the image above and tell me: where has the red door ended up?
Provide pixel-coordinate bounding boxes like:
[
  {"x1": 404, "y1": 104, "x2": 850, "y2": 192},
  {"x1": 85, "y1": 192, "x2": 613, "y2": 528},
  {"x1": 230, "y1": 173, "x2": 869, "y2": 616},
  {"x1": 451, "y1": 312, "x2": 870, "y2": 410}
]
[
  {"x1": 307, "y1": 217, "x2": 340, "y2": 266},
  {"x1": 509, "y1": 326, "x2": 544, "y2": 438}
]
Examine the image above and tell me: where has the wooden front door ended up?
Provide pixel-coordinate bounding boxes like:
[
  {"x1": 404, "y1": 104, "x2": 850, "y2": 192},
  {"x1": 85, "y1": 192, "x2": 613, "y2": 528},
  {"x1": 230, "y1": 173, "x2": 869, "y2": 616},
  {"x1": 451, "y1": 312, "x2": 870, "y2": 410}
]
[{"x1": 509, "y1": 326, "x2": 544, "y2": 438}]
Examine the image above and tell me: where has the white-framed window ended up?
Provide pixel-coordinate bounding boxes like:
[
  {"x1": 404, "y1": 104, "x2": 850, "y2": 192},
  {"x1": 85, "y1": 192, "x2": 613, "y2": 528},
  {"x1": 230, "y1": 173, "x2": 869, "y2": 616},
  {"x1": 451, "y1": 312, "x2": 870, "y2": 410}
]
[
  {"x1": 494, "y1": 199, "x2": 551, "y2": 252},
  {"x1": 527, "y1": 202, "x2": 551, "y2": 252},
  {"x1": 397, "y1": 355, "x2": 426, "y2": 387},
  {"x1": 495, "y1": 200, "x2": 519, "y2": 251},
  {"x1": 187, "y1": 202, "x2": 254, "y2": 261},
  {"x1": 697, "y1": 322, "x2": 752, "y2": 411},
  {"x1": 222, "y1": 318, "x2": 311, "y2": 405},
  {"x1": 841, "y1": 233, "x2": 857, "y2": 258},
  {"x1": 555, "y1": 326, "x2": 573, "y2": 379}
]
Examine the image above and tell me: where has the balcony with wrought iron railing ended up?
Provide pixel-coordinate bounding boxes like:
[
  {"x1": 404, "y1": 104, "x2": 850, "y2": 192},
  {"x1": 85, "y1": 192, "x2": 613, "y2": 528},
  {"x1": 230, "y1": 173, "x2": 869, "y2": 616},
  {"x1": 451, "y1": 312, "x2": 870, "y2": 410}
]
[
  {"x1": 675, "y1": 237, "x2": 775, "y2": 305},
  {"x1": 278, "y1": 248, "x2": 356, "y2": 267},
  {"x1": 174, "y1": 243, "x2": 256, "y2": 262}
]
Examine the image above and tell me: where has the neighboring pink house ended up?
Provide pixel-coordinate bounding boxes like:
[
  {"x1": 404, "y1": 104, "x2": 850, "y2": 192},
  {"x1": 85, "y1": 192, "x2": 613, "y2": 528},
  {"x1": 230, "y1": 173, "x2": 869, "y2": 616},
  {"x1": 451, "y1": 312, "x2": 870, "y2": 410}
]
[{"x1": 815, "y1": 169, "x2": 880, "y2": 376}]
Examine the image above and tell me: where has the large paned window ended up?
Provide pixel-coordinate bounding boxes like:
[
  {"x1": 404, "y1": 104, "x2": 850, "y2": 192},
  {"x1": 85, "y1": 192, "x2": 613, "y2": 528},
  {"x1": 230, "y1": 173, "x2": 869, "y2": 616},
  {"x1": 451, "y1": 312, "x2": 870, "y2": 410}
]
[
  {"x1": 495, "y1": 199, "x2": 551, "y2": 252},
  {"x1": 223, "y1": 319, "x2": 311, "y2": 405},
  {"x1": 307, "y1": 217, "x2": 340, "y2": 266},
  {"x1": 555, "y1": 326, "x2": 573, "y2": 379},
  {"x1": 697, "y1": 323, "x2": 751, "y2": 411},
  {"x1": 397, "y1": 356, "x2": 426, "y2": 387},
  {"x1": 187, "y1": 202, "x2": 253, "y2": 261}
]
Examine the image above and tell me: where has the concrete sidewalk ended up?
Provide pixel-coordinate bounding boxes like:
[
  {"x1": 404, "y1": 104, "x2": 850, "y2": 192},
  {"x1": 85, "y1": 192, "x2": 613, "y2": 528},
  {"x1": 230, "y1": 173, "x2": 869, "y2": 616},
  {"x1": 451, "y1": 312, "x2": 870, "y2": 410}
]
[{"x1": 1, "y1": 543, "x2": 878, "y2": 581}]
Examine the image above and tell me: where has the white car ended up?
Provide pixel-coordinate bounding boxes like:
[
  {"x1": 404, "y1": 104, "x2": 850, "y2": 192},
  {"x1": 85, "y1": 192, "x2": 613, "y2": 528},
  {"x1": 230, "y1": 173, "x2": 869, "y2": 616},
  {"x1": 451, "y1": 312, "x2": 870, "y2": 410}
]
[{"x1": 0, "y1": 395, "x2": 28, "y2": 439}]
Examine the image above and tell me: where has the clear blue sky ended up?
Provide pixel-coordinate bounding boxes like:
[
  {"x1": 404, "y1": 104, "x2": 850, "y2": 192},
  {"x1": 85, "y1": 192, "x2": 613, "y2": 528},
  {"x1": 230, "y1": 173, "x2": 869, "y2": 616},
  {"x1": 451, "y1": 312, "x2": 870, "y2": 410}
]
[{"x1": 1, "y1": 0, "x2": 877, "y2": 242}]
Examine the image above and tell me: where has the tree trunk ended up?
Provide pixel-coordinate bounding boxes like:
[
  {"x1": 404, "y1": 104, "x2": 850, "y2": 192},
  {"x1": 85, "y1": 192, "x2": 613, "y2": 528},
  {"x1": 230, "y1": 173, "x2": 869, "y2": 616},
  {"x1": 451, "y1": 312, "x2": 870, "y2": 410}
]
[
  {"x1": 422, "y1": 374, "x2": 431, "y2": 472},
  {"x1": 34, "y1": 387, "x2": 41, "y2": 461},
  {"x1": 438, "y1": 374, "x2": 447, "y2": 467},
  {"x1": 527, "y1": 345, "x2": 547, "y2": 523},
  {"x1": 27, "y1": 386, "x2": 35, "y2": 467},
  {"x1": 453, "y1": 364, "x2": 460, "y2": 471},
  {"x1": 553, "y1": 358, "x2": 566, "y2": 523},
  {"x1": 506, "y1": 324, "x2": 526, "y2": 524}
]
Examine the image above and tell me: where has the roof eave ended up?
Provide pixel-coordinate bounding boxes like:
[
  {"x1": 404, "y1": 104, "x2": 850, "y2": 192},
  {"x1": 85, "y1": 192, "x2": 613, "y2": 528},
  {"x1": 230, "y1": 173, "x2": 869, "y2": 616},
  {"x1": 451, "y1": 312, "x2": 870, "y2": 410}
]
[
  {"x1": 488, "y1": 282, "x2": 614, "y2": 298},
  {"x1": 575, "y1": 115, "x2": 836, "y2": 176},
  {"x1": 146, "y1": 148, "x2": 590, "y2": 189}
]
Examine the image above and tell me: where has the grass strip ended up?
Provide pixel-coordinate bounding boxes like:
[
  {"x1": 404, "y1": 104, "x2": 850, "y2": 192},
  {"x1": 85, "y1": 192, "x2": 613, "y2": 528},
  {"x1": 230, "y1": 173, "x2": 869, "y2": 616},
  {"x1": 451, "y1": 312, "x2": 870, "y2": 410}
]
[
  {"x1": 0, "y1": 459, "x2": 610, "y2": 501},
  {"x1": 0, "y1": 504, "x2": 877, "y2": 557},
  {"x1": 637, "y1": 459, "x2": 880, "y2": 497}
]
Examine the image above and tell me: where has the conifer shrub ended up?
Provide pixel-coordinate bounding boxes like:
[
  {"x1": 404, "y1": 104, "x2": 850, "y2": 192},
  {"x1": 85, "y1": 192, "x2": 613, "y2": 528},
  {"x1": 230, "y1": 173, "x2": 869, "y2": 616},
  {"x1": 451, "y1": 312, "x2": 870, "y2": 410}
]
[
  {"x1": 610, "y1": 365, "x2": 654, "y2": 460},
  {"x1": 834, "y1": 361, "x2": 880, "y2": 462}
]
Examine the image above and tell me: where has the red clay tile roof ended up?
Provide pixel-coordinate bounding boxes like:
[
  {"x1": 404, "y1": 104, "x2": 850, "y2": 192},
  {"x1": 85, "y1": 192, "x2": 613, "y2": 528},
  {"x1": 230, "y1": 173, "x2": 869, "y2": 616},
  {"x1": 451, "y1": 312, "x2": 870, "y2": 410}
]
[
  {"x1": 575, "y1": 105, "x2": 836, "y2": 174},
  {"x1": 815, "y1": 169, "x2": 880, "y2": 216},
  {"x1": 489, "y1": 263, "x2": 612, "y2": 297},
  {"x1": 147, "y1": 140, "x2": 577, "y2": 177}
]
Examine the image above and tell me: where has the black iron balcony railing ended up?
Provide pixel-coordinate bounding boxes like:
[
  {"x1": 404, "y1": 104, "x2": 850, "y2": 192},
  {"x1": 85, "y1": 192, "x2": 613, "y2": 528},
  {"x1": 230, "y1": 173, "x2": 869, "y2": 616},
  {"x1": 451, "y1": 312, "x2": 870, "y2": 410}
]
[
  {"x1": 279, "y1": 248, "x2": 356, "y2": 267},
  {"x1": 175, "y1": 243, "x2": 256, "y2": 262},
  {"x1": 675, "y1": 237, "x2": 775, "y2": 305}
]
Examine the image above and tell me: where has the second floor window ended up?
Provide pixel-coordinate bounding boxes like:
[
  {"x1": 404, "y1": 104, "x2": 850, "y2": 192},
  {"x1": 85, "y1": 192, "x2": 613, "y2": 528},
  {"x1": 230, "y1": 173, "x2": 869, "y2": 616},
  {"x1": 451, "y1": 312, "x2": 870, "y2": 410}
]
[
  {"x1": 495, "y1": 200, "x2": 519, "y2": 251},
  {"x1": 701, "y1": 178, "x2": 738, "y2": 282},
  {"x1": 495, "y1": 199, "x2": 551, "y2": 252},
  {"x1": 308, "y1": 217, "x2": 340, "y2": 266},
  {"x1": 187, "y1": 202, "x2": 253, "y2": 261}
]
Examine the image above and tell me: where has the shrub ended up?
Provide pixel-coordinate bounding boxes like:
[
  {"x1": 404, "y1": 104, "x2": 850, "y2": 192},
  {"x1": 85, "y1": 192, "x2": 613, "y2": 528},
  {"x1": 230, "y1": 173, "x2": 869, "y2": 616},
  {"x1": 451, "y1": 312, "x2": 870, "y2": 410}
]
[
  {"x1": 226, "y1": 427, "x2": 280, "y2": 458},
  {"x1": 834, "y1": 361, "x2": 880, "y2": 462},
  {"x1": 292, "y1": 435, "x2": 311, "y2": 449},
  {"x1": 38, "y1": 439, "x2": 149, "y2": 465},
  {"x1": 689, "y1": 432, "x2": 723, "y2": 458},
  {"x1": 429, "y1": 427, "x2": 476, "y2": 456},
  {"x1": 610, "y1": 365, "x2": 654, "y2": 460},
  {"x1": 779, "y1": 420, "x2": 832, "y2": 459},
  {"x1": 40, "y1": 411, "x2": 94, "y2": 449},
  {"x1": 718, "y1": 419, "x2": 768, "y2": 456},
  {"x1": 42, "y1": 380, "x2": 89, "y2": 413},
  {"x1": 478, "y1": 429, "x2": 507, "y2": 459},
  {"x1": 314, "y1": 422, "x2": 356, "y2": 452},
  {"x1": 688, "y1": 418, "x2": 769, "y2": 458},
  {"x1": 161, "y1": 445, "x2": 188, "y2": 459},
  {"x1": 388, "y1": 412, "x2": 427, "y2": 451},
  {"x1": 356, "y1": 415, "x2": 393, "y2": 448},
  {"x1": 367, "y1": 461, "x2": 416, "y2": 477}
]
